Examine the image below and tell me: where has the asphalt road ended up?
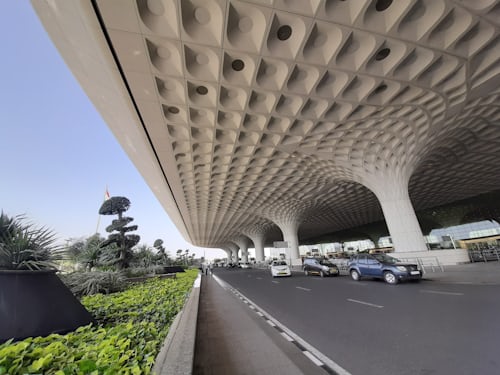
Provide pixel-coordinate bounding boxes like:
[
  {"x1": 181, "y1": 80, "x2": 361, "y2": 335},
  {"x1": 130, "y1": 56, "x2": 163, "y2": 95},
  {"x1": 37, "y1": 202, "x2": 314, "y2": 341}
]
[{"x1": 213, "y1": 267, "x2": 500, "y2": 375}]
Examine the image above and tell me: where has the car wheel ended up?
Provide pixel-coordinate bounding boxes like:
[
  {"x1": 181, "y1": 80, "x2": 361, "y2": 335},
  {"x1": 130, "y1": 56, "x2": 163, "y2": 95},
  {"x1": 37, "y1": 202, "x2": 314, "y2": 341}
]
[
  {"x1": 320, "y1": 270, "x2": 325, "y2": 277},
  {"x1": 383, "y1": 271, "x2": 398, "y2": 285},
  {"x1": 350, "y1": 269, "x2": 360, "y2": 281},
  {"x1": 304, "y1": 269, "x2": 309, "y2": 276}
]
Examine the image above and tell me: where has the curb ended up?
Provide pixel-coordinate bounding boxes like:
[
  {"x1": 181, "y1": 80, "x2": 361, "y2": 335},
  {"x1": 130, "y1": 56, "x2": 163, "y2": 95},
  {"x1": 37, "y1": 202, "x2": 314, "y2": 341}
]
[
  {"x1": 212, "y1": 274, "x2": 351, "y2": 375},
  {"x1": 152, "y1": 273, "x2": 202, "y2": 375}
]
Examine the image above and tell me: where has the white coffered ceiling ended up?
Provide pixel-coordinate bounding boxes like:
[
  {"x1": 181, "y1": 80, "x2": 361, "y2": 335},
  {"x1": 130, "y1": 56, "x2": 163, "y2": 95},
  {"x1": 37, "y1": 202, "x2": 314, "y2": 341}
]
[{"x1": 33, "y1": 0, "x2": 500, "y2": 248}]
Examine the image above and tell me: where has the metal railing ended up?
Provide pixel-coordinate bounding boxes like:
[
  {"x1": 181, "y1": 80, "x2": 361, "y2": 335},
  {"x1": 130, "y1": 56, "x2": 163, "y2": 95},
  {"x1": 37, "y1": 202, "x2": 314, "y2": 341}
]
[
  {"x1": 468, "y1": 248, "x2": 500, "y2": 262},
  {"x1": 397, "y1": 256, "x2": 444, "y2": 273}
]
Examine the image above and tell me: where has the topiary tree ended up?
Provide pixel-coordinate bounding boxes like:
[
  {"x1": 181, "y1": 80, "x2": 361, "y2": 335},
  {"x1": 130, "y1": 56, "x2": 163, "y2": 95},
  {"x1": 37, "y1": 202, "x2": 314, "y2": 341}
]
[
  {"x1": 98, "y1": 196, "x2": 140, "y2": 270},
  {"x1": 153, "y1": 239, "x2": 170, "y2": 265}
]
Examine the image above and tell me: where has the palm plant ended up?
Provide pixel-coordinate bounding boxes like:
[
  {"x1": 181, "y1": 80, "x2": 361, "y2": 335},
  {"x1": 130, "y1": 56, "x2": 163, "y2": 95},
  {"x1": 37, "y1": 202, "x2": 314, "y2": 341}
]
[
  {"x1": 67, "y1": 234, "x2": 106, "y2": 271},
  {"x1": 0, "y1": 212, "x2": 64, "y2": 271}
]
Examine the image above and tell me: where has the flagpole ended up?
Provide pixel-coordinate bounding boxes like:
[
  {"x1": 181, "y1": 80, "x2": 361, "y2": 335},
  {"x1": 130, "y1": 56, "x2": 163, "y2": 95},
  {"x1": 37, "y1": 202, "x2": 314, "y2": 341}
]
[
  {"x1": 95, "y1": 213, "x2": 101, "y2": 234},
  {"x1": 95, "y1": 186, "x2": 110, "y2": 234}
]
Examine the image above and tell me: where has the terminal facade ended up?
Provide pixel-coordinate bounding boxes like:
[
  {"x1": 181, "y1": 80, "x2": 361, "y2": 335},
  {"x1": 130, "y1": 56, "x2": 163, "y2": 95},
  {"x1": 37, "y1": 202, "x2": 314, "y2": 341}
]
[{"x1": 33, "y1": 0, "x2": 500, "y2": 265}]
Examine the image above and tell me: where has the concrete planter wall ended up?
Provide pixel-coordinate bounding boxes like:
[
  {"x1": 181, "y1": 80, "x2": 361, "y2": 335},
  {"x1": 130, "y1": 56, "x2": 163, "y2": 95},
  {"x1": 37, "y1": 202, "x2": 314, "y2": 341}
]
[{"x1": 0, "y1": 269, "x2": 95, "y2": 343}]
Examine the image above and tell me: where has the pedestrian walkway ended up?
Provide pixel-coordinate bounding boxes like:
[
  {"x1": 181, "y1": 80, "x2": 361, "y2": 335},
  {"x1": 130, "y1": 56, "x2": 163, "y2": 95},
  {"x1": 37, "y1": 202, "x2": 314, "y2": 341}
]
[
  {"x1": 423, "y1": 261, "x2": 500, "y2": 284},
  {"x1": 191, "y1": 262, "x2": 500, "y2": 374},
  {"x1": 192, "y1": 273, "x2": 330, "y2": 375}
]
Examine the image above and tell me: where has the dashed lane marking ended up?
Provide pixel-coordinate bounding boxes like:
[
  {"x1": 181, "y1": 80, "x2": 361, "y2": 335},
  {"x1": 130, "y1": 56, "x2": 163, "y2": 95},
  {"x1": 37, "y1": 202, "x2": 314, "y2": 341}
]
[
  {"x1": 347, "y1": 298, "x2": 383, "y2": 309},
  {"x1": 296, "y1": 286, "x2": 311, "y2": 292},
  {"x1": 420, "y1": 289, "x2": 464, "y2": 296},
  {"x1": 272, "y1": 280, "x2": 280, "y2": 284},
  {"x1": 212, "y1": 274, "x2": 351, "y2": 374}
]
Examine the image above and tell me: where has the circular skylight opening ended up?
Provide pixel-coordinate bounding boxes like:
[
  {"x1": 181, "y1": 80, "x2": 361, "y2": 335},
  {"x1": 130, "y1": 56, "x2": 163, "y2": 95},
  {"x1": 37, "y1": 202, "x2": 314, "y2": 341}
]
[
  {"x1": 196, "y1": 86, "x2": 208, "y2": 95},
  {"x1": 374, "y1": 84, "x2": 388, "y2": 94},
  {"x1": 277, "y1": 25, "x2": 292, "y2": 41},
  {"x1": 375, "y1": 0, "x2": 393, "y2": 12},
  {"x1": 232, "y1": 59, "x2": 245, "y2": 71},
  {"x1": 375, "y1": 48, "x2": 391, "y2": 61}
]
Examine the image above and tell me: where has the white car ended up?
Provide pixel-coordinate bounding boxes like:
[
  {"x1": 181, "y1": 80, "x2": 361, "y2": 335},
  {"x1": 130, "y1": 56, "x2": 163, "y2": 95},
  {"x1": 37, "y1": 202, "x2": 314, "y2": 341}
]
[{"x1": 270, "y1": 261, "x2": 291, "y2": 277}]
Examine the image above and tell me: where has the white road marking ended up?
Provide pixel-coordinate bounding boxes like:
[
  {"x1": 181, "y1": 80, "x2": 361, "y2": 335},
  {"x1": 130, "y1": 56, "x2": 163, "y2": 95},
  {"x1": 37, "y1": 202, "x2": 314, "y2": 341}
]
[
  {"x1": 272, "y1": 280, "x2": 280, "y2": 284},
  {"x1": 420, "y1": 289, "x2": 464, "y2": 296},
  {"x1": 296, "y1": 286, "x2": 311, "y2": 291},
  {"x1": 256, "y1": 277, "x2": 262, "y2": 280},
  {"x1": 281, "y1": 332, "x2": 294, "y2": 342},
  {"x1": 249, "y1": 305, "x2": 255, "y2": 309},
  {"x1": 347, "y1": 298, "x2": 383, "y2": 308},
  {"x1": 222, "y1": 277, "x2": 352, "y2": 375},
  {"x1": 303, "y1": 350, "x2": 324, "y2": 366}
]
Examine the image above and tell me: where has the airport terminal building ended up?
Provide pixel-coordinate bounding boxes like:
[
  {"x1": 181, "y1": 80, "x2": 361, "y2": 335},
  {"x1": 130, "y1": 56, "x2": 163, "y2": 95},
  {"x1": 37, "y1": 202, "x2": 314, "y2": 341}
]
[{"x1": 32, "y1": 0, "x2": 500, "y2": 265}]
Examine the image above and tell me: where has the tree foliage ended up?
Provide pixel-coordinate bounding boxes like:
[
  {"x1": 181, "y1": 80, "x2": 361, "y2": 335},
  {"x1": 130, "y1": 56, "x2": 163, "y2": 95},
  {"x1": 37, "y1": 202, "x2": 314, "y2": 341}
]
[
  {"x1": 98, "y1": 196, "x2": 140, "y2": 270},
  {"x1": 153, "y1": 239, "x2": 171, "y2": 265},
  {"x1": 66, "y1": 233, "x2": 107, "y2": 271},
  {"x1": 98, "y1": 197, "x2": 130, "y2": 216}
]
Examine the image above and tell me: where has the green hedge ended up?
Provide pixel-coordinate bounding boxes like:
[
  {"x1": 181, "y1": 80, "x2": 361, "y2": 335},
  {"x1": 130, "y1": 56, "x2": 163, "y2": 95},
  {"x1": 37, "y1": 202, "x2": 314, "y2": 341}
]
[{"x1": 0, "y1": 269, "x2": 198, "y2": 374}]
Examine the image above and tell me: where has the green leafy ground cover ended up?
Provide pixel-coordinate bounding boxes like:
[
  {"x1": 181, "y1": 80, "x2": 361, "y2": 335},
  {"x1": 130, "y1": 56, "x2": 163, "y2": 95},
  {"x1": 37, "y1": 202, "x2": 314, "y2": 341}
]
[{"x1": 0, "y1": 269, "x2": 198, "y2": 374}]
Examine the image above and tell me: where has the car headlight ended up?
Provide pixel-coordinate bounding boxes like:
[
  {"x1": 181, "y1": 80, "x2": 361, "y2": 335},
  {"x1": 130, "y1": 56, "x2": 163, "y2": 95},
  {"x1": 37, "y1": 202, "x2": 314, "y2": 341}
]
[{"x1": 396, "y1": 266, "x2": 407, "y2": 272}]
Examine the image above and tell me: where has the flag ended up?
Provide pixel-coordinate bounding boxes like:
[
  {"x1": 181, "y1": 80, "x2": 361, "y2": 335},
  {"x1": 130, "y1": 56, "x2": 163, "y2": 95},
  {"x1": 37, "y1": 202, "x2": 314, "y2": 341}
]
[{"x1": 104, "y1": 187, "x2": 111, "y2": 201}]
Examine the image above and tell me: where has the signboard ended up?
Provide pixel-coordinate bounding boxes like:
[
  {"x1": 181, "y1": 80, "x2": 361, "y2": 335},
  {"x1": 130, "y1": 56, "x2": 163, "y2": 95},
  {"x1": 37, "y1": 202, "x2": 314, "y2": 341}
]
[{"x1": 273, "y1": 241, "x2": 289, "y2": 248}]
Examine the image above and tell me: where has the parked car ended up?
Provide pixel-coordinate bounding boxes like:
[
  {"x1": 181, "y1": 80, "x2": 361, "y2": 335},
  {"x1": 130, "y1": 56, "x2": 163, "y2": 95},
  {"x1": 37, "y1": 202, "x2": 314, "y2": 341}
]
[
  {"x1": 348, "y1": 253, "x2": 422, "y2": 284},
  {"x1": 303, "y1": 258, "x2": 339, "y2": 277},
  {"x1": 239, "y1": 262, "x2": 251, "y2": 269},
  {"x1": 270, "y1": 260, "x2": 291, "y2": 277}
]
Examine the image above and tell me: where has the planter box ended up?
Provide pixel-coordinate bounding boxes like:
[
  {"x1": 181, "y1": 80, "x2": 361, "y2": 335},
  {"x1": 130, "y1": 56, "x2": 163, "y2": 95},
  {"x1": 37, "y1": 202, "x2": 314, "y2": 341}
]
[{"x1": 0, "y1": 270, "x2": 95, "y2": 343}]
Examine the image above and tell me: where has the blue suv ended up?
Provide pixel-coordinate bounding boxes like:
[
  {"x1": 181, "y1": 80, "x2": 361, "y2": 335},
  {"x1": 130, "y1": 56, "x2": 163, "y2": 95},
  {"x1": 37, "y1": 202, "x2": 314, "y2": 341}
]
[{"x1": 348, "y1": 253, "x2": 422, "y2": 284}]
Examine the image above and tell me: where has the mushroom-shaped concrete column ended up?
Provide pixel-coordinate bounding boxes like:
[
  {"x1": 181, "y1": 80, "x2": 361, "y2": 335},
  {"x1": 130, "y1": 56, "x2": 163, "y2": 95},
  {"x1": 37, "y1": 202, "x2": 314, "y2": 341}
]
[
  {"x1": 242, "y1": 222, "x2": 274, "y2": 262},
  {"x1": 273, "y1": 218, "x2": 301, "y2": 265},
  {"x1": 221, "y1": 248, "x2": 232, "y2": 264},
  {"x1": 248, "y1": 233, "x2": 265, "y2": 262},
  {"x1": 225, "y1": 242, "x2": 240, "y2": 264},
  {"x1": 233, "y1": 236, "x2": 252, "y2": 264},
  {"x1": 362, "y1": 171, "x2": 426, "y2": 253}
]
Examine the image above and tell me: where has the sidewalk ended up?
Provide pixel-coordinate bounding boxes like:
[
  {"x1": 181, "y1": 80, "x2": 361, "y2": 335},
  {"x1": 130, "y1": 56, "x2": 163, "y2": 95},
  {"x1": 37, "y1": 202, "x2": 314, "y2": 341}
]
[
  {"x1": 422, "y1": 261, "x2": 500, "y2": 284},
  {"x1": 192, "y1": 273, "x2": 331, "y2": 375}
]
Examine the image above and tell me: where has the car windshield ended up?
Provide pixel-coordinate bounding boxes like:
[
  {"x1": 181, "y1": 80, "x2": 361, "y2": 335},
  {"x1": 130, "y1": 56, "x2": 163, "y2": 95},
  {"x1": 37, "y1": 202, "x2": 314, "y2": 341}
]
[
  {"x1": 319, "y1": 260, "x2": 331, "y2": 265},
  {"x1": 273, "y1": 261, "x2": 287, "y2": 266},
  {"x1": 372, "y1": 253, "x2": 399, "y2": 264}
]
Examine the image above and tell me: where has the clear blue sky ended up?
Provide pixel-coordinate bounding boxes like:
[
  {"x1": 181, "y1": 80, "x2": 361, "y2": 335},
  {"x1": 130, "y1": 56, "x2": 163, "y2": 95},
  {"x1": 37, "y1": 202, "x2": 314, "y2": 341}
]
[{"x1": 0, "y1": 1, "x2": 226, "y2": 260}]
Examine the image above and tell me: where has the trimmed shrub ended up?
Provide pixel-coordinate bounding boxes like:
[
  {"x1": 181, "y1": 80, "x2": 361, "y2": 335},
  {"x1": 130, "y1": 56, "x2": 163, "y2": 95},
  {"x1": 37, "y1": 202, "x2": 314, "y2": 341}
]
[
  {"x1": 0, "y1": 269, "x2": 198, "y2": 374},
  {"x1": 60, "y1": 271, "x2": 127, "y2": 298}
]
